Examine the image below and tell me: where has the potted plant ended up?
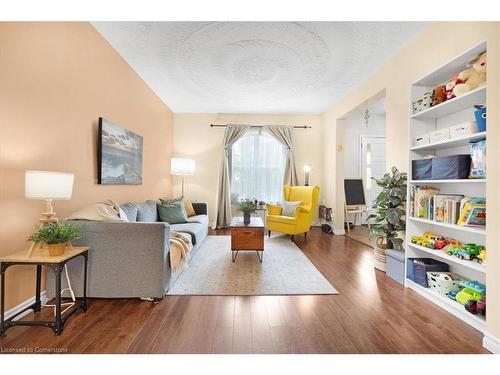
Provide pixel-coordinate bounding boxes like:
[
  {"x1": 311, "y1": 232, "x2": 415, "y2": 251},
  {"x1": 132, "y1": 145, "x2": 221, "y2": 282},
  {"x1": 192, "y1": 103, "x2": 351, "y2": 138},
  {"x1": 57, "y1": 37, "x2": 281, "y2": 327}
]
[
  {"x1": 368, "y1": 167, "x2": 407, "y2": 271},
  {"x1": 28, "y1": 222, "x2": 82, "y2": 256},
  {"x1": 238, "y1": 199, "x2": 257, "y2": 224}
]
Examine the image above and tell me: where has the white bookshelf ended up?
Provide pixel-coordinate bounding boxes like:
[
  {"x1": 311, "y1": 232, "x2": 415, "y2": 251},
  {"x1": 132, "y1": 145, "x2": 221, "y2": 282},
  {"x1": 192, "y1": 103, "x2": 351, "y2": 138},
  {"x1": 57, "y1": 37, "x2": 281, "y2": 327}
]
[{"x1": 406, "y1": 41, "x2": 487, "y2": 333}]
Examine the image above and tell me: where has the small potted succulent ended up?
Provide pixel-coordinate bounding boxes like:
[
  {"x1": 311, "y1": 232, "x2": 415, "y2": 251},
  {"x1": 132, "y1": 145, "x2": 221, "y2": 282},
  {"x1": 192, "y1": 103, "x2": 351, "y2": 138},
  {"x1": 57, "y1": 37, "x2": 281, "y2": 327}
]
[
  {"x1": 28, "y1": 222, "x2": 82, "y2": 256},
  {"x1": 238, "y1": 199, "x2": 257, "y2": 224}
]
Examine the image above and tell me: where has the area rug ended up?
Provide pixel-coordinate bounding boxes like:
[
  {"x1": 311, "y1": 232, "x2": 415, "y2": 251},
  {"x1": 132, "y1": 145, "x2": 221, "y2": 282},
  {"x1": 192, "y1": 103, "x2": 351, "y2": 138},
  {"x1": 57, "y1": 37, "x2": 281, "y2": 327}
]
[{"x1": 167, "y1": 235, "x2": 338, "y2": 296}]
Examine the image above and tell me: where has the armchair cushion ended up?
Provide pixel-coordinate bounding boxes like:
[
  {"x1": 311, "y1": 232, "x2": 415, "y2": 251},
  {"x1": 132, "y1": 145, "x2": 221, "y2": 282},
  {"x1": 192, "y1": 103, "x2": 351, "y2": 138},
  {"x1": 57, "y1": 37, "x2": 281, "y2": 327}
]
[
  {"x1": 278, "y1": 201, "x2": 302, "y2": 217},
  {"x1": 266, "y1": 203, "x2": 283, "y2": 216},
  {"x1": 266, "y1": 215, "x2": 297, "y2": 225}
]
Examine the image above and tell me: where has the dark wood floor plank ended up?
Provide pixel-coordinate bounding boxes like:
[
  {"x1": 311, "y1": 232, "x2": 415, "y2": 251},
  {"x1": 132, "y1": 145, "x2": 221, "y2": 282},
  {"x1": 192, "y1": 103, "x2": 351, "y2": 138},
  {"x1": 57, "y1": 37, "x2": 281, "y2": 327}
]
[{"x1": 0, "y1": 228, "x2": 488, "y2": 354}]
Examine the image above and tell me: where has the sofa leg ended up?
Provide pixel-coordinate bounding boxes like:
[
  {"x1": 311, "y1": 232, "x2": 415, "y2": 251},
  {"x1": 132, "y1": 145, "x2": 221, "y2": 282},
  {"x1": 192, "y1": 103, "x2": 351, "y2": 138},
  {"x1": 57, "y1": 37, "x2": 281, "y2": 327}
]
[
  {"x1": 268, "y1": 230, "x2": 271, "y2": 237},
  {"x1": 304, "y1": 232, "x2": 307, "y2": 241},
  {"x1": 291, "y1": 235, "x2": 294, "y2": 242}
]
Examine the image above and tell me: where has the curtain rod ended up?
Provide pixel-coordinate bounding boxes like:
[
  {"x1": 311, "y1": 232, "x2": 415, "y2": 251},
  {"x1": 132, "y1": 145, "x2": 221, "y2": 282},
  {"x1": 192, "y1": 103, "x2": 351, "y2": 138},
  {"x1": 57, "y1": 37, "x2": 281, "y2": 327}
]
[{"x1": 210, "y1": 124, "x2": 311, "y2": 129}]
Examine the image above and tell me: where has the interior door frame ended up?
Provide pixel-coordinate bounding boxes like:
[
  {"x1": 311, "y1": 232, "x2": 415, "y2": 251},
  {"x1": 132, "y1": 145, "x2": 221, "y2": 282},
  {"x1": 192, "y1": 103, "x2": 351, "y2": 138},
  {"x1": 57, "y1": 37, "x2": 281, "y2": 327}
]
[{"x1": 358, "y1": 135, "x2": 386, "y2": 224}]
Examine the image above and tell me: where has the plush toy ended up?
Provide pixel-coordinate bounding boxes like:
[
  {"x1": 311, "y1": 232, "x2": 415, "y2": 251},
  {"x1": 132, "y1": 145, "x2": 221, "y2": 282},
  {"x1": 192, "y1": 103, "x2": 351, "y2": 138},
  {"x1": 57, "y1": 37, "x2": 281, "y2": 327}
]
[
  {"x1": 431, "y1": 85, "x2": 446, "y2": 106},
  {"x1": 453, "y1": 52, "x2": 487, "y2": 97},
  {"x1": 445, "y1": 76, "x2": 462, "y2": 100}
]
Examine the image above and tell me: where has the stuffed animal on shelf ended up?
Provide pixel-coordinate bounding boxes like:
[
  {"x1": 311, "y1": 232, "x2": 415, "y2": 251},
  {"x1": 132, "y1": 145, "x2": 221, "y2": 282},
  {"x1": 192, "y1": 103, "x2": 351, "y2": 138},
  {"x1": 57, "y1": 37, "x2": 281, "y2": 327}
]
[
  {"x1": 445, "y1": 76, "x2": 463, "y2": 100},
  {"x1": 453, "y1": 52, "x2": 487, "y2": 97},
  {"x1": 431, "y1": 85, "x2": 446, "y2": 106}
]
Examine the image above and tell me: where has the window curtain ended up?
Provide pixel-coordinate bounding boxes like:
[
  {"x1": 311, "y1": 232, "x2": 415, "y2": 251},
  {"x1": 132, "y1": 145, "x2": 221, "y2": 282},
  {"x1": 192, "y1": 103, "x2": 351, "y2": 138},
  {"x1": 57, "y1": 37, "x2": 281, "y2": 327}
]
[
  {"x1": 215, "y1": 125, "x2": 250, "y2": 228},
  {"x1": 263, "y1": 125, "x2": 299, "y2": 186}
]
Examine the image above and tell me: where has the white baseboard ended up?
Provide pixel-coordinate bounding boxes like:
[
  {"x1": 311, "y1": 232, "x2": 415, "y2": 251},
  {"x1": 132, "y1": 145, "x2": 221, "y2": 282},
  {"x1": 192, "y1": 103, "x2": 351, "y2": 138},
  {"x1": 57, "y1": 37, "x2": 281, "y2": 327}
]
[
  {"x1": 4, "y1": 291, "x2": 48, "y2": 321},
  {"x1": 483, "y1": 332, "x2": 500, "y2": 353},
  {"x1": 334, "y1": 228, "x2": 345, "y2": 235}
]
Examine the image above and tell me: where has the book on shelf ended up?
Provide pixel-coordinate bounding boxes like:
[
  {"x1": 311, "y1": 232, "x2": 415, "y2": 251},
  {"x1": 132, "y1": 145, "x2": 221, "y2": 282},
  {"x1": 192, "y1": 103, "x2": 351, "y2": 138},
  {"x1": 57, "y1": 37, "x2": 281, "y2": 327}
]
[
  {"x1": 434, "y1": 194, "x2": 463, "y2": 224},
  {"x1": 411, "y1": 186, "x2": 439, "y2": 220}
]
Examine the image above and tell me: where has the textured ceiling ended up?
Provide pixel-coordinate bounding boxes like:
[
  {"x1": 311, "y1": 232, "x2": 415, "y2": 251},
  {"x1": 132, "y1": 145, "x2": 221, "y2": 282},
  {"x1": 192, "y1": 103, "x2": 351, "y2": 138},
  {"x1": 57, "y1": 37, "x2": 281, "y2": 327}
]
[{"x1": 92, "y1": 22, "x2": 426, "y2": 113}]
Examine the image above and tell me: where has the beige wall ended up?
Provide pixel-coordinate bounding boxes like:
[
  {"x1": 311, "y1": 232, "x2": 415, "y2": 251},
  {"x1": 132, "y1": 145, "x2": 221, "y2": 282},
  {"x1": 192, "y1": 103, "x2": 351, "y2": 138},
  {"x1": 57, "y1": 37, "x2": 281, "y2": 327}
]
[
  {"x1": 173, "y1": 113, "x2": 324, "y2": 223},
  {"x1": 322, "y1": 22, "x2": 500, "y2": 342},
  {"x1": 0, "y1": 22, "x2": 174, "y2": 310}
]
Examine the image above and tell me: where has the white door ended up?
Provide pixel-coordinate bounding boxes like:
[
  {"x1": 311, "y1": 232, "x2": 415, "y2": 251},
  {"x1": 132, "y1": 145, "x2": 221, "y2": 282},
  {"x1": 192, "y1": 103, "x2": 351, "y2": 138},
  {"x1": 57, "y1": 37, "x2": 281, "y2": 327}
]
[{"x1": 360, "y1": 136, "x2": 386, "y2": 223}]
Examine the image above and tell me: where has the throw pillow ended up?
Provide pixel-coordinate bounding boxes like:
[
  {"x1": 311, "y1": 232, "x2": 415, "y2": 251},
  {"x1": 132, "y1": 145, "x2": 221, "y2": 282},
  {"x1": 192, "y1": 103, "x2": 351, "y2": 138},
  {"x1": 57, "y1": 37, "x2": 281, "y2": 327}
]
[
  {"x1": 279, "y1": 201, "x2": 302, "y2": 217},
  {"x1": 136, "y1": 201, "x2": 159, "y2": 222},
  {"x1": 183, "y1": 197, "x2": 196, "y2": 217},
  {"x1": 160, "y1": 196, "x2": 183, "y2": 205},
  {"x1": 158, "y1": 200, "x2": 188, "y2": 224},
  {"x1": 119, "y1": 203, "x2": 139, "y2": 222}
]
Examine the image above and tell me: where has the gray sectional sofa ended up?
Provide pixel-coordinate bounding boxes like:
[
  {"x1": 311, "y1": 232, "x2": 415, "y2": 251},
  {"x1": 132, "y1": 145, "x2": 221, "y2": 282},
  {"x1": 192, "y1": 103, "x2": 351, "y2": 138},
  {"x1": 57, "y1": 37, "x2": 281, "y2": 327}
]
[{"x1": 46, "y1": 200, "x2": 209, "y2": 300}]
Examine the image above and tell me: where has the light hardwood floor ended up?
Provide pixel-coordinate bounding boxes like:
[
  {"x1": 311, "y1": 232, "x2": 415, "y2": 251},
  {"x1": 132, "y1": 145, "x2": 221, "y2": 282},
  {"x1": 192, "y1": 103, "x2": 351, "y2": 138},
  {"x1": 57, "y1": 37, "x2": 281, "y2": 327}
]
[{"x1": 0, "y1": 228, "x2": 487, "y2": 354}]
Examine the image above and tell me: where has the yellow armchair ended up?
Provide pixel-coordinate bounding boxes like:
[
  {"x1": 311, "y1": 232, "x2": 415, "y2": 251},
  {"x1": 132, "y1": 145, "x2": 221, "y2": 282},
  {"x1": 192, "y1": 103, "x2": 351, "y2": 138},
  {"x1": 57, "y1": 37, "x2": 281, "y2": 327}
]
[{"x1": 266, "y1": 185, "x2": 320, "y2": 240}]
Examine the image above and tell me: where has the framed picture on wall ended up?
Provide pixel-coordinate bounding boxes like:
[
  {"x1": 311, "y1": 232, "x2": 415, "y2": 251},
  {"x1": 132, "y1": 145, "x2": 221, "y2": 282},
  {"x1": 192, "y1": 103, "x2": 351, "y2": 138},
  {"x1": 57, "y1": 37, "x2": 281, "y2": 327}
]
[{"x1": 97, "y1": 117, "x2": 143, "y2": 185}]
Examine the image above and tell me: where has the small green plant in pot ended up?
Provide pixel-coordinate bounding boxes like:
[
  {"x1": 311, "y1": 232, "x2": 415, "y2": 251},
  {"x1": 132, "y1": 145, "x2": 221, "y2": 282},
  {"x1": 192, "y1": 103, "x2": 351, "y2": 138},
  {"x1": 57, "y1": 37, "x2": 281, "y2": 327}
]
[
  {"x1": 238, "y1": 199, "x2": 257, "y2": 224},
  {"x1": 368, "y1": 167, "x2": 407, "y2": 271},
  {"x1": 28, "y1": 222, "x2": 82, "y2": 256}
]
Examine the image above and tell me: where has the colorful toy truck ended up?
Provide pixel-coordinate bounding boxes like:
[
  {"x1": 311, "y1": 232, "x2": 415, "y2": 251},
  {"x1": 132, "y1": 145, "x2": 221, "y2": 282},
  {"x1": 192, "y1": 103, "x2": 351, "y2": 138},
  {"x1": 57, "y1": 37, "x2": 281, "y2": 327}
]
[{"x1": 455, "y1": 280, "x2": 486, "y2": 305}]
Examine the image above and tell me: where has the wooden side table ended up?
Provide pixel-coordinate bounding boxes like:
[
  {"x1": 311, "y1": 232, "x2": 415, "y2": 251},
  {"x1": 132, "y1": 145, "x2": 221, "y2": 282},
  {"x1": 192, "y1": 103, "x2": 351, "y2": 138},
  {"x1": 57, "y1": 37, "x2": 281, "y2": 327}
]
[
  {"x1": 230, "y1": 217, "x2": 265, "y2": 262},
  {"x1": 0, "y1": 246, "x2": 89, "y2": 336}
]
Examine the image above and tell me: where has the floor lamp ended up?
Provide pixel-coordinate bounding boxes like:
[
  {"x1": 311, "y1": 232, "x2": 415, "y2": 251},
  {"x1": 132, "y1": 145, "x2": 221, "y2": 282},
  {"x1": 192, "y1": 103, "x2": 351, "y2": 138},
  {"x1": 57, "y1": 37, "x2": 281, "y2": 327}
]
[
  {"x1": 171, "y1": 157, "x2": 196, "y2": 197},
  {"x1": 25, "y1": 170, "x2": 76, "y2": 315}
]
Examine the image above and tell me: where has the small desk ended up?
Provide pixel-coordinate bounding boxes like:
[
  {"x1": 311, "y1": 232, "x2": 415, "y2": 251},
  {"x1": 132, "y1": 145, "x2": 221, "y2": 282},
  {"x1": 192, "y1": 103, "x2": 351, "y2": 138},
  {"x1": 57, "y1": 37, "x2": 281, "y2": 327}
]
[
  {"x1": 0, "y1": 246, "x2": 89, "y2": 336},
  {"x1": 230, "y1": 217, "x2": 265, "y2": 262}
]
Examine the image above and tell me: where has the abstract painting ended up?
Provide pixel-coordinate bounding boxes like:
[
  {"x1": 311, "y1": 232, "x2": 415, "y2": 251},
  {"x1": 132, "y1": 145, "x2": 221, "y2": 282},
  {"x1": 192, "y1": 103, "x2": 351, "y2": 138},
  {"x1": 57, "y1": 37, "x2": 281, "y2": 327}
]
[{"x1": 98, "y1": 117, "x2": 143, "y2": 184}]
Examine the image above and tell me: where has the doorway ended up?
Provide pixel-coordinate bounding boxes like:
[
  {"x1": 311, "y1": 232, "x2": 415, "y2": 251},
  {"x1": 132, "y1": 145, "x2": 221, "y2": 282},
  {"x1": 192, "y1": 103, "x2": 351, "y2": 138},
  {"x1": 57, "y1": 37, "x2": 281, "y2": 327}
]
[{"x1": 360, "y1": 135, "x2": 386, "y2": 223}]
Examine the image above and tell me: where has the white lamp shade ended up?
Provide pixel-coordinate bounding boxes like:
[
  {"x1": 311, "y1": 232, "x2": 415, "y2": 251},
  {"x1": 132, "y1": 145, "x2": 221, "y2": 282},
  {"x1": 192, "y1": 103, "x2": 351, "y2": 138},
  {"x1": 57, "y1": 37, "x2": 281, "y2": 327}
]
[
  {"x1": 170, "y1": 158, "x2": 195, "y2": 176},
  {"x1": 25, "y1": 171, "x2": 74, "y2": 200}
]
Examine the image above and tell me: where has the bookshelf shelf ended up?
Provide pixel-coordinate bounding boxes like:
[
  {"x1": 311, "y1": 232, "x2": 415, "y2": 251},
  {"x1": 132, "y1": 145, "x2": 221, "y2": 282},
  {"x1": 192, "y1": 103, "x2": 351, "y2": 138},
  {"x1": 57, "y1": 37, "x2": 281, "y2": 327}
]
[
  {"x1": 407, "y1": 243, "x2": 486, "y2": 273},
  {"x1": 410, "y1": 131, "x2": 487, "y2": 152},
  {"x1": 408, "y1": 217, "x2": 485, "y2": 235},
  {"x1": 406, "y1": 42, "x2": 487, "y2": 335},
  {"x1": 406, "y1": 280, "x2": 486, "y2": 333},
  {"x1": 410, "y1": 179, "x2": 485, "y2": 185},
  {"x1": 411, "y1": 86, "x2": 486, "y2": 120}
]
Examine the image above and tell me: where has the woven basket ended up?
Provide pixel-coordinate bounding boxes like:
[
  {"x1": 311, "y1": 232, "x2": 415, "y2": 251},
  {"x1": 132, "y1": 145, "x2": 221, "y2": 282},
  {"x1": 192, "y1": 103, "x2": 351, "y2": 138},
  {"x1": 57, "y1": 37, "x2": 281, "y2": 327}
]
[{"x1": 373, "y1": 237, "x2": 387, "y2": 271}]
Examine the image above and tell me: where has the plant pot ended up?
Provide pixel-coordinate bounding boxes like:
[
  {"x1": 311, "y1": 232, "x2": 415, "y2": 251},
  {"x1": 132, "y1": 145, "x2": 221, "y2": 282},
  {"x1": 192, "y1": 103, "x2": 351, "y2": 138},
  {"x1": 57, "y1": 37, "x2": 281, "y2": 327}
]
[
  {"x1": 47, "y1": 243, "x2": 67, "y2": 257},
  {"x1": 243, "y1": 212, "x2": 251, "y2": 224},
  {"x1": 373, "y1": 237, "x2": 387, "y2": 272}
]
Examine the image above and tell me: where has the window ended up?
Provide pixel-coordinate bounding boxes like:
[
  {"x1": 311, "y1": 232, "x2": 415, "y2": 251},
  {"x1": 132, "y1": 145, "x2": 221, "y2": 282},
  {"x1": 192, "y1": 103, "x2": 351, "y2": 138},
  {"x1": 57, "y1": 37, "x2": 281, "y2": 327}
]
[{"x1": 230, "y1": 129, "x2": 286, "y2": 203}]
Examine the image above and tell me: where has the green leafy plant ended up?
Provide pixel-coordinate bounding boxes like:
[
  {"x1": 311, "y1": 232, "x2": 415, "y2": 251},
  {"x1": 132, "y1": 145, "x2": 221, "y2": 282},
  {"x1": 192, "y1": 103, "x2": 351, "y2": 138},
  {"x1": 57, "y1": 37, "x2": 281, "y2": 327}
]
[
  {"x1": 237, "y1": 199, "x2": 257, "y2": 214},
  {"x1": 368, "y1": 167, "x2": 407, "y2": 249},
  {"x1": 28, "y1": 222, "x2": 82, "y2": 245}
]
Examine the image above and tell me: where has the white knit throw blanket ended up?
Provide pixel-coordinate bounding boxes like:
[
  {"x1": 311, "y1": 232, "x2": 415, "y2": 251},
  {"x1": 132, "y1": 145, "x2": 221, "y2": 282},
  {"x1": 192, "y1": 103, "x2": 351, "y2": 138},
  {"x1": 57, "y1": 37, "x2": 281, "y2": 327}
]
[{"x1": 170, "y1": 232, "x2": 193, "y2": 274}]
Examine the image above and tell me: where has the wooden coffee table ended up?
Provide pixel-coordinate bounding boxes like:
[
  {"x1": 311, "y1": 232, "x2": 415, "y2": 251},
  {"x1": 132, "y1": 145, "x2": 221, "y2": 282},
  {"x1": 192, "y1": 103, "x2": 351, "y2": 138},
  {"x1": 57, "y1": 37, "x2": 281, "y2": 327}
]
[{"x1": 230, "y1": 217, "x2": 265, "y2": 262}]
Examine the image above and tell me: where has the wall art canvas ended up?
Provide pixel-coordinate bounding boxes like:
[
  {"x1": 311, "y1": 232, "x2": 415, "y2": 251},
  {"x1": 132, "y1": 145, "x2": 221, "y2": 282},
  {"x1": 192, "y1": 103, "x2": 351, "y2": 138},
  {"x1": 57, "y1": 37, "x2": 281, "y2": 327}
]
[{"x1": 98, "y1": 117, "x2": 143, "y2": 185}]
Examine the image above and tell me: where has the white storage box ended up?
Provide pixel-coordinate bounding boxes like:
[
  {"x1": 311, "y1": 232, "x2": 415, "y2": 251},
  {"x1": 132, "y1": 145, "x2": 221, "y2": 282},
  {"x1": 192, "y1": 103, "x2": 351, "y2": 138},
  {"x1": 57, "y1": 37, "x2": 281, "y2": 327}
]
[
  {"x1": 413, "y1": 134, "x2": 430, "y2": 147},
  {"x1": 449, "y1": 121, "x2": 478, "y2": 138},
  {"x1": 429, "y1": 128, "x2": 450, "y2": 143},
  {"x1": 412, "y1": 91, "x2": 433, "y2": 114},
  {"x1": 426, "y1": 272, "x2": 464, "y2": 296}
]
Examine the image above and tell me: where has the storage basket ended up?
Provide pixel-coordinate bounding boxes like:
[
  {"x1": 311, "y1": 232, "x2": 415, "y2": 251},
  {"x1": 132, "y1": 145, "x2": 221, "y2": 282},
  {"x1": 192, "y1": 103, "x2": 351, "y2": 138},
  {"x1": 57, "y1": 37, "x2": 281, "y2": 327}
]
[
  {"x1": 411, "y1": 158, "x2": 432, "y2": 180},
  {"x1": 407, "y1": 258, "x2": 449, "y2": 287},
  {"x1": 412, "y1": 92, "x2": 433, "y2": 114},
  {"x1": 413, "y1": 134, "x2": 430, "y2": 147},
  {"x1": 431, "y1": 154, "x2": 471, "y2": 180},
  {"x1": 426, "y1": 272, "x2": 465, "y2": 296},
  {"x1": 449, "y1": 122, "x2": 478, "y2": 138},
  {"x1": 429, "y1": 128, "x2": 450, "y2": 143}
]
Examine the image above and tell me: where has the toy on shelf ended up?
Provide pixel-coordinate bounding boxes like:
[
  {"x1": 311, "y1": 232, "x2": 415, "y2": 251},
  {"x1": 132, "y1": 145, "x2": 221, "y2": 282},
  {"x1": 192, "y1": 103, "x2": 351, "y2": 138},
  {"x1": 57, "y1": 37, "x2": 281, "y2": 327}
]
[
  {"x1": 469, "y1": 140, "x2": 486, "y2": 179},
  {"x1": 477, "y1": 297, "x2": 486, "y2": 316},
  {"x1": 477, "y1": 249, "x2": 487, "y2": 264},
  {"x1": 457, "y1": 197, "x2": 486, "y2": 227},
  {"x1": 453, "y1": 52, "x2": 487, "y2": 97},
  {"x1": 411, "y1": 231, "x2": 449, "y2": 249},
  {"x1": 456, "y1": 280, "x2": 486, "y2": 305}
]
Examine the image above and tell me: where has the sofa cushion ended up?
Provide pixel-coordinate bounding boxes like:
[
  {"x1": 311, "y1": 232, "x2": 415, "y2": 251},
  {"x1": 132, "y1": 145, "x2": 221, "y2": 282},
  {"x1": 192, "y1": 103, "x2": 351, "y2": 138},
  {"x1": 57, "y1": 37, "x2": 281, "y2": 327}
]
[
  {"x1": 136, "y1": 201, "x2": 158, "y2": 222},
  {"x1": 120, "y1": 203, "x2": 139, "y2": 222},
  {"x1": 170, "y1": 222, "x2": 204, "y2": 245},
  {"x1": 186, "y1": 214, "x2": 209, "y2": 227},
  {"x1": 158, "y1": 201, "x2": 188, "y2": 224}
]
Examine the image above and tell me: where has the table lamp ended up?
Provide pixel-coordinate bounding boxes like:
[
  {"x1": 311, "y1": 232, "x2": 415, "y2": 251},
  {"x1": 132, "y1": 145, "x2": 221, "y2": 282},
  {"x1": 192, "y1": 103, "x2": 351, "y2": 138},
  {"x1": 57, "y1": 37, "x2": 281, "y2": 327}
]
[
  {"x1": 170, "y1": 158, "x2": 195, "y2": 197},
  {"x1": 25, "y1": 170, "x2": 74, "y2": 224}
]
